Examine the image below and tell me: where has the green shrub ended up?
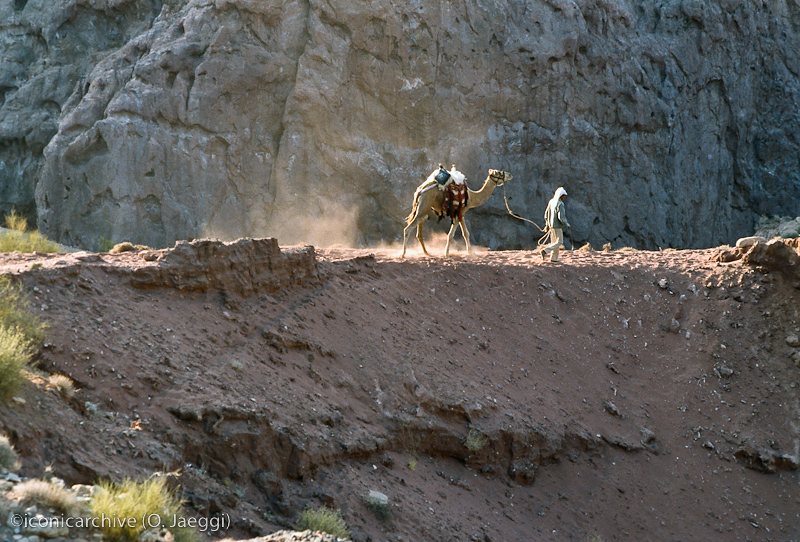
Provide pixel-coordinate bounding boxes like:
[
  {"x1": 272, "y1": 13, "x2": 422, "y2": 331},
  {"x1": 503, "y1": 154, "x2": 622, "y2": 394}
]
[
  {"x1": 0, "y1": 275, "x2": 47, "y2": 401},
  {"x1": 90, "y1": 475, "x2": 199, "y2": 542},
  {"x1": 0, "y1": 211, "x2": 62, "y2": 254},
  {"x1": 294, "y1": 506, "x2": 351, "y2": 540},
  {"x1": 0, "y1": 325, "x2": 35, "y2": 401},
  {"x1": 15, "y1": 479, "x2": 79, "y2": 515},
  {"x1": 0, "y1": 229, "x2": 62, "y2": 254},
  {"x1": 98, "y1": 237, "x2": 116, "y2": 253},
  {"x1": 0, "y1": 433, "x2": 20, "y2": 472},
  {"x1": 0, "y1": 275, "x2": 47, "y2": 344}
]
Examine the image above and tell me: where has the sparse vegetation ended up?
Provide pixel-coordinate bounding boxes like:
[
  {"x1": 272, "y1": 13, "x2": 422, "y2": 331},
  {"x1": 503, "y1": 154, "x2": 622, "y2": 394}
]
[
  {"x1": 0, "y1": 210, "x2": 62, "y2": 254},
  {"x1": 98, "y1": 237, "x2": 115, "y2": 253},
  {"x1": 14, "y1": 479, "x2": 79, "y2": 515},
  {"x1": 294, "y1": 506, "x2": 351, "y2": 540},
  {"x1": 0, "y1": 325, "x2": 36, "y2": 401},
  {"x1": 5, "y1": 210, "x2": 28, "y2": 233},
  {"x1": 619, "y1": 246, "x2": 636, "y2": 251},
  {"x1": 90, "y1": 475, "x2": 199, "y2": 542},
  {"x1": 0, "y1": 275, "x2": 47, "y2": 344},
  {"x1": 578, "y1": 242, "x2": 594, "y2": 251},
  {"x1": 47, "y1": 374, "x2": 75, "y2": 398},
  {"x1": 407, "y1": 457, "x2": 417, "y2": 470},
  {"x1": 0, "y1": 275, "x2": 47, "y2": 401},
  {"x1": 602, "y1": 242, "x2": 612, "y2": 251},
  {"x1": 464, "y1": 429, "x2": 489, "y2": 452},
  {"x1": 0, "y1": 433, "x2": 20, "y2": 472}
]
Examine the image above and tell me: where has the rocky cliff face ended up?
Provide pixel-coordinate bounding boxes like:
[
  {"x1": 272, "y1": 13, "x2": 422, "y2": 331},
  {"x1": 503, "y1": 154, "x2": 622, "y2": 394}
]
[{"x1": 2, "y1": 0, "x2": 799, "y2": 250}]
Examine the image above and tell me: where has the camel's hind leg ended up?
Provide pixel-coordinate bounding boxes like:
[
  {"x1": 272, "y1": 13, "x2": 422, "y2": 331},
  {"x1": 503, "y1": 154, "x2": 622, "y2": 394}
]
[
  {"x1": 459, "y1": 218, "x2": 472, "y2": 255},
  {"x1": 444, "y1": 221, "x2": 458, "y2": 257},
  {"x1": 416, "y1": 221, "x2": 430, "y2": 255}
]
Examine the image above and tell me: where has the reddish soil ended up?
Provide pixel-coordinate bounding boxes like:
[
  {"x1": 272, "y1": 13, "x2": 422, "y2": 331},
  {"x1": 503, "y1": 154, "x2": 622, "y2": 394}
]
[{"x1": 1, "y1": 237, "x2": 799, "y2": 542}]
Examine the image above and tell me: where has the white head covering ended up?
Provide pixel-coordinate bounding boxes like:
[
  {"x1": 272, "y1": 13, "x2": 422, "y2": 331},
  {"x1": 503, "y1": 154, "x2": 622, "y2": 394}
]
[{"x1": 554, "y1": 187, "x2": 567, "y2": 199}]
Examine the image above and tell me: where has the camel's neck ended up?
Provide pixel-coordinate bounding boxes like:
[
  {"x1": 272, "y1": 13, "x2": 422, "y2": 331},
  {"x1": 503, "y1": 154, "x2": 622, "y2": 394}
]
[{"x1": 467, "y1": 176, "x2": 498, "y2": 209}]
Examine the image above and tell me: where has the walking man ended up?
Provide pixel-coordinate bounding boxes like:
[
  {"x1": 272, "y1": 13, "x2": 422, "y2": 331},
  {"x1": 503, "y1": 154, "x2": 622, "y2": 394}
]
[{"x1": 541, "y1": 187, "x2": 570, "y2": 262}]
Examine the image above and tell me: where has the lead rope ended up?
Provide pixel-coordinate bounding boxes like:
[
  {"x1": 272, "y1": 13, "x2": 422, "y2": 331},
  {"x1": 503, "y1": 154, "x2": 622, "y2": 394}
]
[{"x1": 501, "y1": 183, "x2": 553, "y2": 247}]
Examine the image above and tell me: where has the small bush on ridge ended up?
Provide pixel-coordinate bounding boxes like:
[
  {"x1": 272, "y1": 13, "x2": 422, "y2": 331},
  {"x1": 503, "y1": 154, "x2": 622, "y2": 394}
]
[{"x1": 294, "y1": 506, "x2": 351, "y2": 540}]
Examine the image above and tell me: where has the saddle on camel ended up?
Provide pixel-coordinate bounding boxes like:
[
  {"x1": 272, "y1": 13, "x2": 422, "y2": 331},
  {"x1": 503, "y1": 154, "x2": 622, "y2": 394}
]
[{"x1": 434, "y1": 164, "x2": 469, "y2": 223}]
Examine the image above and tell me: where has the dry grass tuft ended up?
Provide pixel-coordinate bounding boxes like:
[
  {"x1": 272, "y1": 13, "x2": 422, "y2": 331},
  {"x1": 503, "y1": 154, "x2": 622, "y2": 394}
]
[
  {"x1": 109, "y1": 242, "x2": 151, "y2": 254},
  {"x1": 91, "y1": 475, "x2": 200, "y2": 542},
  {"x1": 47, "y1": 374, "x2": 75, "y2": 398},
  {"x1": 464, "y1": 429, "x2": 489, "y2": 452},
  {"x1": 14, "y1": 479, "x2": 79, "y2": 515}
]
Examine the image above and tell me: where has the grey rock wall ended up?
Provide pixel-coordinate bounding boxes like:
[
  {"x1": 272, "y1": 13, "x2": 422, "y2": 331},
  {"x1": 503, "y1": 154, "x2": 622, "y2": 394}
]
[
  {"x1": 0, "y1": 0, "x2": 161, "y2": 223},
  {"x1": 2, "y1": 0, "x2": 799, "y2": 250}
]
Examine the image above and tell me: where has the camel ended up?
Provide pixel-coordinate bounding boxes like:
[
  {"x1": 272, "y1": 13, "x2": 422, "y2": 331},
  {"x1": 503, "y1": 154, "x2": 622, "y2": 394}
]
[{"x1": 401, "y1": 168, "x2": 513, "y2": 257}]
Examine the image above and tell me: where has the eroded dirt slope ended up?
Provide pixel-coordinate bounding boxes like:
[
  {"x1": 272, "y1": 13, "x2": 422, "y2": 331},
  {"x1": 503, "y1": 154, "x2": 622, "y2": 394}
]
[{"x1": 1, "y1": 238, "x2": 799, "y2": 542}]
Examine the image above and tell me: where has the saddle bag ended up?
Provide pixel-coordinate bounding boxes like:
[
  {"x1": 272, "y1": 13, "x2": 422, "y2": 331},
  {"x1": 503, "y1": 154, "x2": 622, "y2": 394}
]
[{"x1": 435, "y1": 168, "x2": 451, "y2": 185}]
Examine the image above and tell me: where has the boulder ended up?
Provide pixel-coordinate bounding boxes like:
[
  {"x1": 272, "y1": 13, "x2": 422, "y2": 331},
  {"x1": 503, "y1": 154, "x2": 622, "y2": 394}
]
[{"x1": 735, "y1": 236, "x2": 766, "y2": 249}]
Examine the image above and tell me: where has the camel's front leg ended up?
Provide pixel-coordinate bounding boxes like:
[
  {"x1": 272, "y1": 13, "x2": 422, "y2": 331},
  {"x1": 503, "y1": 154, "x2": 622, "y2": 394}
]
[
  {"x1": 444, "y1": 221, "x2": 458, "y2": 257},
  {"x1": 416, "y1": 221, "x2": 430, "y2": 255},
  {"x1": 459, "y1": 218, "x2": 472, "y2": 255}
]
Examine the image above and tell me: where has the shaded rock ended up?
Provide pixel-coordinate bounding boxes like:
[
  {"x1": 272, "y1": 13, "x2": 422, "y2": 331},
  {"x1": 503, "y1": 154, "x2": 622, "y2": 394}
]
[
  {"x1": 741, "y1": 240, "x2": 800, "y2": 286},
  {"x1": 734, "y1": 443, "x2": 800, "y2": 473},
  {"x1": 252, "y1": 470, "x2": 283, "y2": 497},
  {"x1": 604, "y1": 400, "x2": 622, "y2": 417},
  {"x1": 710, "y1": 247, "x2": 742, "y2": 263},
  {"x1": 130, "y1": 238, "x2": 318, "y2": 296},
  {"x1": 507, "y1": 460, "x2": 538, "y2": 485},
  {"x1": 23, "y1": 514, "x2": 69, "y2": 538}
]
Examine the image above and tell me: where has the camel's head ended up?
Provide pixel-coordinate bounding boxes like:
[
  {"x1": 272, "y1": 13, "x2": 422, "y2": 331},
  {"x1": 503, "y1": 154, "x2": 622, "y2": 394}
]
[{"x1": 488, "y1": 169, "x2": 513, "y2": 186}]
